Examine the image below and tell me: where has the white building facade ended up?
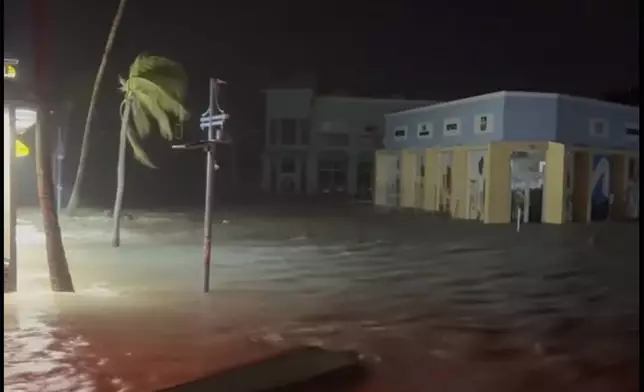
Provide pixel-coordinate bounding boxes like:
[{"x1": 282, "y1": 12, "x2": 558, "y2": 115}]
[{"x1": 260, "y1": 88, "x2": 433, "y2": 198}]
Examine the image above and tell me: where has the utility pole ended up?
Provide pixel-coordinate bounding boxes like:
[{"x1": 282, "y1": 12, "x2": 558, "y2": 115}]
[{"x1": 173, "y1": 78, "x2": 229, "y2": 293}]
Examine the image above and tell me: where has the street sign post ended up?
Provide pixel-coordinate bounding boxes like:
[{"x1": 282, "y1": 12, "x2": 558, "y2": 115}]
[{"x1": 173, "y1": 78, "x2": 229, "y2": 293}]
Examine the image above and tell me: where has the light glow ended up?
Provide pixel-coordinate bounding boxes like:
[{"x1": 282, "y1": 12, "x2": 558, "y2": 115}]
[{"x1": 4, "y1": 107, "x2": 37, "y2": 134}]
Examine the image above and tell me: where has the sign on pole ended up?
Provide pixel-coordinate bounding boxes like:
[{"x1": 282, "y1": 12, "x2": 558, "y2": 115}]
[{"x1": 200, "y1": 111, "x2": 229, "y2": 130}]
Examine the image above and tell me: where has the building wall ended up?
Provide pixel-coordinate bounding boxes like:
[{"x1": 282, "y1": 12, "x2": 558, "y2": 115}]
[
  {"x1": 556, "y1": 96, "x2": 639, "y2": 151},
  {"x1": 377, "y1": 91, "x2": 639, "y2": 224},
  {"x1": 384, "y1": 93, "x2": 505, "y2": 150},
  {"x1": 264, "y1": 89, "x2": 314, "y2": 119},
  {"x1": 263, "y1": 88, "x2": 431, "y2": 196},
  {"x1": 502, "y1": 94, "x2": 559, "y2": 141}
]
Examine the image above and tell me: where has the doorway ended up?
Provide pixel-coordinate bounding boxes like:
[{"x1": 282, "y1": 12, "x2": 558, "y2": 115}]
[
  {"x1": 415, "y1": 152, "x2": 425, "y2": 208},
  {"x1": 467, "y1": 149, "x2": 486, "y2": 220},
  {"x1": 509, "y1": 151, "x2": 545, "y2": 223},
  {"x1": 437, "y1": 151, "x2": 453, "y2": 213},
  {"x1": 318, "y1": 158, "x2": 348, "y2": 195},
  {"x1": 589, "y1": 154, "x2": 611, "y2": 221},
  {"x1": 356, "y1": 161, "x2": 373, "y2": 201}
]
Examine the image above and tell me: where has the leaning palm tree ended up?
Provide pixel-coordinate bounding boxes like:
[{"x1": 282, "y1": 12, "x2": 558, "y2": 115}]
[
  {"x1": 66, "y1": 0, "x2": 129, "y2": 215},
  {"x1": 111, "y1": 54, "x2": 189, "y2": 247},
  {"x1": 31, "y1": 0, "x2": 74, "y2": 291}
]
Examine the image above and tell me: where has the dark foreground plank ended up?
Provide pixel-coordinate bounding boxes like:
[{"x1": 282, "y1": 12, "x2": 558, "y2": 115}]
[{"x1": 159, "y1": 346, "x2": 365, "y2": 392}]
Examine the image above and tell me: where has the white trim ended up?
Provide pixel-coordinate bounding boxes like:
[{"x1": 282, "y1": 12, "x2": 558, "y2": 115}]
[
  {"x1": 388, "y1": 92, "x2": 507, "y2": 117},
  {"x1": 589, "y1": 118, "x2": 610, "y2": 138},
  {"x1": 556, "y1": 94, "x2": 638, "y2": 111},
  {"x1": 443, "y1": 118, "x2": 462, "y2": 136},
  {"x1": 387, "y1": 90, "x2": 638, "y2": 118},
  {"x1": 393, "y1": 126, "x2": 408, "y2": 141},
  {"x1": 416, "y1": 122, "x2": 433, "y2": 139},
  {"x1": 473, "y1": 114, "x2": 494, "y2": 134},
  {"x1": 624, "y1": 122, "x2": 639, "y2": 141}
]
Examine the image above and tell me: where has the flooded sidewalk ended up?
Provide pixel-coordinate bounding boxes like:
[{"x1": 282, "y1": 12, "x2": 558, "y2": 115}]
[{"x1": 4, "y1": 207, "x2": 640, "y2": 391}]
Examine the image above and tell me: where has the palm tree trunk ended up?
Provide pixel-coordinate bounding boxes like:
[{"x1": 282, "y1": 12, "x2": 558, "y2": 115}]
[
  {"x1": 66, "y1": 0, "x2": 129, "y2": 215},
  {"x1": 35, "y1": 110, "x2": 75, "y2": 292},
  {"x1": 32, "y1": 0, "x2": 74, "y2": 292},
  {"x1": 112, "y1": 101, "x2": 131, "y2": 247}
]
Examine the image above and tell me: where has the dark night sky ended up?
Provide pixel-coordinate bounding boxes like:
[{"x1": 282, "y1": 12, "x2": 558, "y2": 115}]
[{"x1": 4, "y1": 0, "x2": 640, "y2": 207}]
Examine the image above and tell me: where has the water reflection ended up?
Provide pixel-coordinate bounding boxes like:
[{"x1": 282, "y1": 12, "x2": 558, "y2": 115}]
[{"x1": 4, "y1": 209, "x2": 640, "y2": 391}]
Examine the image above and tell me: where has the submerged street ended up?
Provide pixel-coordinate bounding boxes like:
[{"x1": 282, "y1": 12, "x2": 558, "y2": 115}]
[{"x1": 4, "y1": 206, "x2": 640, "y2": 391}]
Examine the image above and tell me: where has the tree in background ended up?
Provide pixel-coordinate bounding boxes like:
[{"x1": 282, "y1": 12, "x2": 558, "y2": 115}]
[
  {"x1": 112, "y1": 54, "x2": 189, "y2": 247},
  {"x1": 66, "y1": 0, "x2": 129, "y2": 215}
]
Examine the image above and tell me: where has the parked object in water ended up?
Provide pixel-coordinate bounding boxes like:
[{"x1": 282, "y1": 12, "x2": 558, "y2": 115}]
[{"x1": 160, "y1": 346, "x2": 365, "y2": 392}]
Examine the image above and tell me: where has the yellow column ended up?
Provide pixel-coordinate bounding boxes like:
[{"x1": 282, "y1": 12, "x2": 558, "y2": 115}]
[
  {"x1": 484, "y1": 142, "x2": 511, "y2": 223},
  {"x1": 450, "y1": 147, "x2": 468, "y2": 219},
  {"x1": 543, "y1": 142, "x2": 566, "y2": 224},
  {"x1": 400, "y1": 149, "x2": 417, "y2": 208},
  {"x1": 373, "y1": 150, "x2": 388, "y2": 206},
  {"x1": 423, "y1": 148, "x2": 439, "y2": 211}
]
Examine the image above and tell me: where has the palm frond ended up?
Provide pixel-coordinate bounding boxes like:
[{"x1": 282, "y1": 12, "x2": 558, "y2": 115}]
[
  {"x1": 133, "y1": 90, "x2": 174, "y2": 140},
  {"x1": 119, "y1": 54, "x2": 190, "y2": 151},
  {"x1": 129, "y1": 76, "x2": 189, "y2": 120},
  {"x1": 129, "y1": 54, "x2": 187, "y2": 86},
  {"x1": 130, "y1": 99, "x2": 152, "y2": 138},
  {"x1": 126, "y1": 126, "x2": 157, "y2": 168}
]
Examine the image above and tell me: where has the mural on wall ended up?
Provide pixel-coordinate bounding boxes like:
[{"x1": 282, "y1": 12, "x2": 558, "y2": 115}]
[
  {"x1": 590, "y1": 154, "x2": 611, "y2": 221},
  {"x1": 467, "y1": 150, "x2": 486, "y2": 220},
  {"x1": 625, "y1": 156, "x2": 639, "y2": 219},
  {"x1": 509, "y1": 151, "x2": 546, "y2": 223},
  {"x1": 438, "y1": 151, "x2": 453, "y2": 213}
]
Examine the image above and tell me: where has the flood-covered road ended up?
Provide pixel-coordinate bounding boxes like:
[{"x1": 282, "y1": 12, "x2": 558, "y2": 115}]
[{"x1": 4, "y1": 206, "x2": 640, "y2": 391}]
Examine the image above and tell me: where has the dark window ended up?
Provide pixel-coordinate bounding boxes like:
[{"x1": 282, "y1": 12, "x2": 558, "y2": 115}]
[
  {"x1": 281, "y1": 158, "x2": 295, "y2": 173},
  {"x1": 281, "y1": 119, "x2": 297, "y2": 145},
  {"x1": 446, "y1": 122, "x2": 459, "y2": 132},
  {"x1": 269, "y1": 119, "x2": 279, "y2": 144},
  {"x1": 628, "y1": 158, "x2": 636, "y2": 180},
  {"x1": 324, "y1": 133, "x2": 349, "y2": 146},
  {"x1": 394, "y1": 128, "x2": 406, "y2": 138},
  {"x1": 626, "y1": 127, "x2": 639, "y2": 137},
  {"x1": 479, "y1": 116, "x2": 488, "y2": 132},
  {"x1": 364, "y1": 125, "x2": 378, "y2": 134},
  {"x1": 299, "y1": 119, "x2": 310, "y2": 145},
  {"x1": 592, "y1": 120, "x2": 607, "y2": 136},
  {"x1": 418, "y1": 124, "x2": 431, "y2": 137}
]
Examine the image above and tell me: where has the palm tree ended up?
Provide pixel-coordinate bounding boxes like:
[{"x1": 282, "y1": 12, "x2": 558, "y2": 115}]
[
  {"x1": 35, "y1": 111, "x2": 75, "y2": 291},
  {"x1": 31, "y1": 0, "x2": 75, "y2": 292},
  {"x1": 66, "y1": 0, "x2": 129, "y2": 215},
  {"x1": 111, "y1": 54, "x2": 189, "y2": 247}
]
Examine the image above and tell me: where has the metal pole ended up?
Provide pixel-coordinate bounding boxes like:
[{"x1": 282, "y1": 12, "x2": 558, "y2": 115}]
[
  {"x1": 202, "y1": 78, "x2": 216, "y2": 293},
  {"x1": 5, "y1": 105, "x2": 18, "y2": 292}
]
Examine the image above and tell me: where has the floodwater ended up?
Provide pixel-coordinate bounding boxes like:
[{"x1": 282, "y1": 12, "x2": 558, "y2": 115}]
[{"x1": 4, "y1": 206, "x2": 640, "y2": 392}]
